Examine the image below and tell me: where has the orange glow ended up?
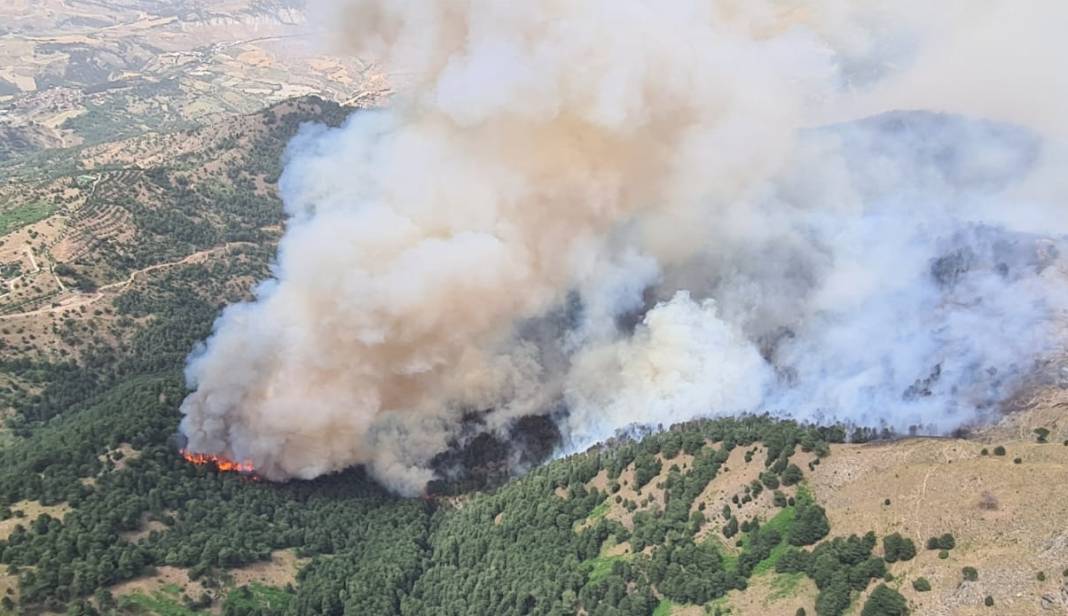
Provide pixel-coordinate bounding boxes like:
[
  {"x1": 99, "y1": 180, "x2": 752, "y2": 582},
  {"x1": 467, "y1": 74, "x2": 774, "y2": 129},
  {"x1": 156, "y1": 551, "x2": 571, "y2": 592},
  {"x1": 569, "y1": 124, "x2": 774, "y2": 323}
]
[{"x1": 181, "y1": 449, "x2": 256, "y2": 473}]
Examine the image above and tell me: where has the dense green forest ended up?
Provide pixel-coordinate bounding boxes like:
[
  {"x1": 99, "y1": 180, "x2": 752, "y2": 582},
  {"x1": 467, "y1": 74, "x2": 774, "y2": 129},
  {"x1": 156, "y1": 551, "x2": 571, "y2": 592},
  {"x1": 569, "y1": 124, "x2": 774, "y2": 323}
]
[
  {"x1": 0, "y1": 351, "x2": 912, "y2": 616},
  {"x1": 0, "y1": 364, "x2": 914, "y2": 616},
  {"x1": 0, "y1": 100, "x2": 916, "y2": 616}
]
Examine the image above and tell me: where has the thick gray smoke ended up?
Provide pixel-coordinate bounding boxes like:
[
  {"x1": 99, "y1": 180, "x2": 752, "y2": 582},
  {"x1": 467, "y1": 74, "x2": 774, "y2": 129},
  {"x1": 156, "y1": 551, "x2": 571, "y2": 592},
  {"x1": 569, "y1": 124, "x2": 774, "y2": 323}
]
[{"x1": 180, "y1": 0, "x2": 1068, "y2": 494}]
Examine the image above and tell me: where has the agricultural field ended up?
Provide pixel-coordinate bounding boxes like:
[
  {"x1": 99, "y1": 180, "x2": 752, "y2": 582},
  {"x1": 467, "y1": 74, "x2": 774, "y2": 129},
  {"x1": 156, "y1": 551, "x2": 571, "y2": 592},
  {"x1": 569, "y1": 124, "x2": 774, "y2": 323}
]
[{"x1": 0, "y1": 0, "x2": 388, "y2": 172}]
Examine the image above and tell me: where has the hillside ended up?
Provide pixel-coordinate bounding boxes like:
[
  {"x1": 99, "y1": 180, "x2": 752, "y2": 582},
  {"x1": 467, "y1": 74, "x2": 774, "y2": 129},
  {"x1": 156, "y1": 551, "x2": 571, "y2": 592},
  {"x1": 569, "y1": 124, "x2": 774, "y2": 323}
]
[
  {"x1": 0, "y1": 5, "x2": 1066, "y2": 614},
  {"x1": 0, "y1": 360, "x2": 1065, "y2": 616},
  {"x1": 0, "y1": 0, "x2": 387, "y2": 168},
  {"x1": 0, "y1": 97, "x2": 1065, "y2": 616},
  {"x1": 0, "y1": 109, "x2": 1065, "y2": 615}
]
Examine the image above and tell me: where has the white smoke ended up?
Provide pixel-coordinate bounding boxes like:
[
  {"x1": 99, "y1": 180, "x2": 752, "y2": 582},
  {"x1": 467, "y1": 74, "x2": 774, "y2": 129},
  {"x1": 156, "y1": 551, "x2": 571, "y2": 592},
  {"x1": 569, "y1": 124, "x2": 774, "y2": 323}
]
[
  {"x1": 180, "y1": 0, "x2": 1068, "y2": 495},
  {"x1": 564, "y1": 292, "x2": 771, "y2": 448}
]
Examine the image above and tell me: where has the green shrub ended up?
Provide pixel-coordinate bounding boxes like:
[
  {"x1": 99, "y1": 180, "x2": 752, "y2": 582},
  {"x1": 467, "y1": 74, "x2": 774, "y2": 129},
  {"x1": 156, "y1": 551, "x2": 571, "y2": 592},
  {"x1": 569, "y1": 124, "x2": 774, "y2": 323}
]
[
  {"x1": 633, "y1": 453, "x2": 662, "y2": 490},
  {"x1": 984, "y1": 595, "x2": 994, "y2": 607},
  {"x1": 938, "y1": 550, "x2": 949, "y2": 560},
  {"x1": 860, "y1": 584, "x2": 908, "y2": 616},
  {"x1": 781, "y1": 464, "x2": 804, "y2": 486},
  {"x1": 926, "y1": 533, "x2": 955, "y2": 550},
  {"x1": 789, "y1": 501, "x2": 830, "y2": 546},
  {"x1": 776, "y1": 532, "x2": 886, "y2": 616},
  {"x1": 993, "y1": 446, "x2": 1006, "y2": 456},
  {"x1": 1037, "y1": 571, "x2": 1046, "y2": 582},
  {"x1": 962, "y1": 567, "x2": 978, "y2": 581},
  {"x1": 912, "y1": 577, "x2": 931, "y2": 592},
  {"x1": 760, "y1": 471, "x2": 780, "y2": 490},
  {"x1": 883, "y1": 533, "x2": 916, "y2": 563}
]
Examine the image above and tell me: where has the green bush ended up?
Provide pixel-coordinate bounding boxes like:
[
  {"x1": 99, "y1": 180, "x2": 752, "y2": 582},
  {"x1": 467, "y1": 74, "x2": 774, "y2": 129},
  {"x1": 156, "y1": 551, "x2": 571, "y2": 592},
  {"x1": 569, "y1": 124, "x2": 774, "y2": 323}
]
[
  {"x1": 860, "y1": 584, "x2": 909, "y2": 616},
  {"x1": 781, "y1": 464, "x2": 804, "y2": 486},
  {"x1": 633, "y1": 453, "x2": 662, "y2": 490},
  {"x1": 776, "y1": 533, "x2": 886, "y2": 616},
  {"x1": 883, "y1": 533, "x2": 916, "y2": 563},
  {"x1": 912, "y1": 577, "x2": 931, "y2": 592},
  {"x1": 993, "y1": 446, "x2": 1006, "y2": 456},
  {"x1": 984, "y1": 595, "x2": 994, "y2": 607},
  {"x1": 962, "y1": 566, "x2": 978, "y2": 581},
  {"x1": 789, "y1": 501, "x2": 830, "y2": 546},
  {"x1": 760, "y1": 471, "x2": 780, "y2": 490},
  {"x1": 926, "y1": 533, "x2": 955, "y2": 550}
]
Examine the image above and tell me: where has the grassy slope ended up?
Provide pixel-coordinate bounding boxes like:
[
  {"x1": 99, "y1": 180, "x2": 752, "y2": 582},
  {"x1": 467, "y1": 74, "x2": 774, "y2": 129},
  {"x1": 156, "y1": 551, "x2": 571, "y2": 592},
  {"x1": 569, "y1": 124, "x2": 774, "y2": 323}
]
[{"x1": 0, "y1": 201, "x2": 55, "y2": 235}]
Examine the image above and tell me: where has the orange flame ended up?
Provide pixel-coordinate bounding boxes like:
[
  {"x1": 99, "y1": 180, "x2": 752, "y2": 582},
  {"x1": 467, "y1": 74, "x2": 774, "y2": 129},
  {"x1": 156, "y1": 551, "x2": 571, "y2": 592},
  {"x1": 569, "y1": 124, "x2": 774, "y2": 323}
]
[{"x1": 181, "y1": 449, "x2": 256, "y2": 473}]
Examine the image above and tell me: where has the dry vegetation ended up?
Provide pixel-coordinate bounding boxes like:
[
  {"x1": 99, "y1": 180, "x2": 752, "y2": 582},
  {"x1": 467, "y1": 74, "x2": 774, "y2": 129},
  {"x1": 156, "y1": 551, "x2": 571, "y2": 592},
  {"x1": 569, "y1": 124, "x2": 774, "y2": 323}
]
[
  {"x1": 704, "y1": 394, "x2": 1068, "y2": 616},
  {"x1": 0, "y1": 0, "x2": 387, "y2": 159},
  {"x1": 227, "y1": 550, "x2": 306, "y2": 589},
  {"x1": 0, "y1": 500, "x2": 72, "y2": 540},
  {"x1": 0, "y1": 96, "x2": 344, "y2": 362},
  {"x1": 690, "y1": 444, "x2": 800, "y2": 546},
  {"x1": 588, "y1": 451, "x2": 695, "y2": 532},
  {"x1": 109, "y1": 565, "x2": 211, "y2": 609}
]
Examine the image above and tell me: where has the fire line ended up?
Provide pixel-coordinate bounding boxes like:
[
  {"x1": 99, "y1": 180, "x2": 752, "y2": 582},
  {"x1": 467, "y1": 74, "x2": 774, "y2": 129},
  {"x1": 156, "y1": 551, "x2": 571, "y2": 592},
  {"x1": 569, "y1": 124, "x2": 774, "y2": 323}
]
[{"x1": 180, "y1": 449, "x2": 255, "y2": 473}]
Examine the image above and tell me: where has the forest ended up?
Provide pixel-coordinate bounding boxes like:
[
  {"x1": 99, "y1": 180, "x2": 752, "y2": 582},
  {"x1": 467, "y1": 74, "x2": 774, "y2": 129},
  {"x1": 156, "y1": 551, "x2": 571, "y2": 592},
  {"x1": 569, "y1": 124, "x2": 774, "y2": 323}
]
[
  {"x1": 0, "y1": 99, "x2": 916, "y2": 616},
  {"x1": 0, "y1": 356, "x2": 911, "y2": 615}
]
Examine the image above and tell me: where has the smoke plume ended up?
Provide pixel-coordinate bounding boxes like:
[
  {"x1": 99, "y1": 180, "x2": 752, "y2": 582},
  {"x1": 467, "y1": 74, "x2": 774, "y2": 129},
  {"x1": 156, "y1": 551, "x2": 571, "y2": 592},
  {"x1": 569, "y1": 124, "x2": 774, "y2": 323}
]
[{"x1": 180, "y1": 0, "x2": 1068, "y2": 494}]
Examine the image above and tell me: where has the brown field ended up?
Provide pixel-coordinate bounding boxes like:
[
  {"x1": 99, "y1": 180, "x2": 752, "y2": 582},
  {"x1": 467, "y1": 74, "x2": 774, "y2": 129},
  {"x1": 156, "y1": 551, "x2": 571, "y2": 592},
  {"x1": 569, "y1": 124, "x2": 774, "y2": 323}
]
[
  {"x1": 110, "y1": 549, "x2": 304, "y2": 614},
  {"x1": 227, "y1": 549, "x2": 306, "y2": 589},
  {"x1": 705, "y1": 392, "x2": 1068, "y2": 616},
  {"x1": 109, "y1": 565, "x2": 211, "y2": 609},
  {"x1": 0, "y1": 0, "x2": 383, "y2": 159},
  {"x1": 0, "y1": 500, "x2": 72, "y2": 540}
]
